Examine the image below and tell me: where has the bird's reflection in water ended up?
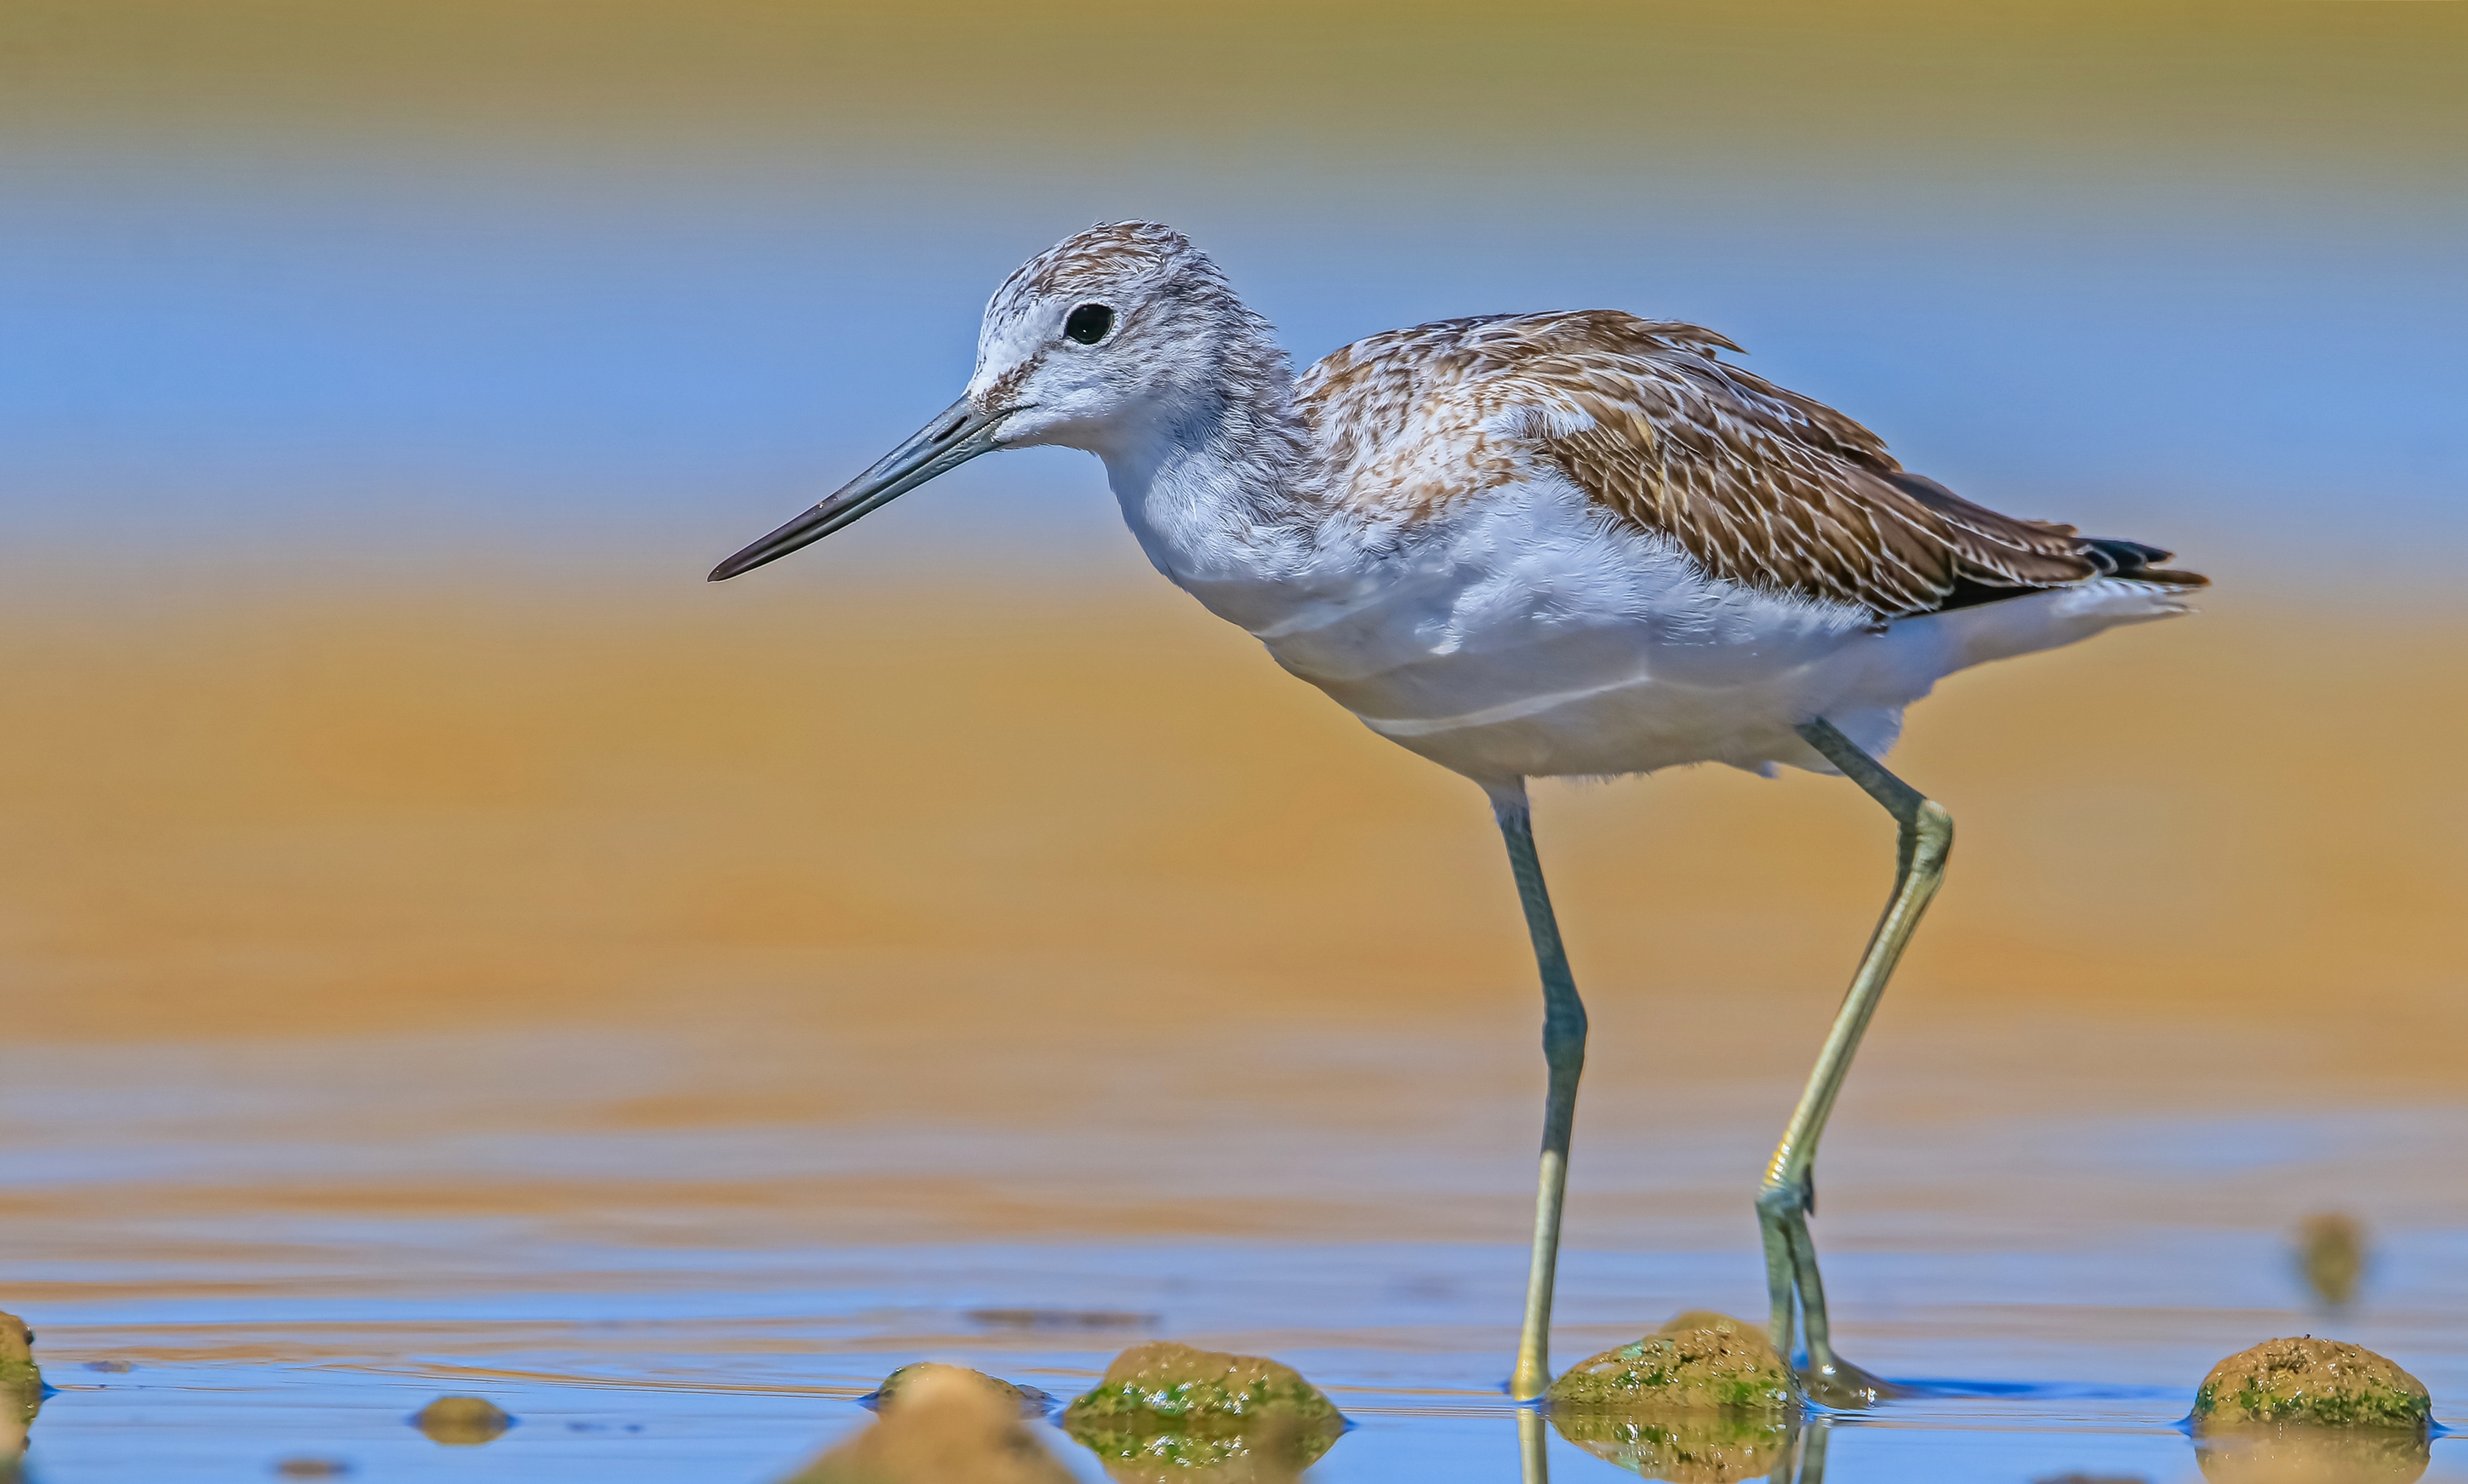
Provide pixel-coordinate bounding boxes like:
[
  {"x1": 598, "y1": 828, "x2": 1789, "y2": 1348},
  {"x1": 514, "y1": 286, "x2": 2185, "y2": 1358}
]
[
  {"x1": 2193, "y1": 1425, "x2": 2429, "y2": 1484},
  {"x1": 1523, "y1": 1407, "x2": 1830, "y2": 1484}
]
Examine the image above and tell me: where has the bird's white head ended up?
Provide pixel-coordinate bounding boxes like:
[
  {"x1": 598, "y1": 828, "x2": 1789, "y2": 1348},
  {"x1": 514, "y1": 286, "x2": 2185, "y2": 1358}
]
[
  {"x1": 967, "y1": 220, "x2": 1265, "y2": 457},
  {"x1": 711, "y1": 221, "x2": 1284, "y2": 582}
]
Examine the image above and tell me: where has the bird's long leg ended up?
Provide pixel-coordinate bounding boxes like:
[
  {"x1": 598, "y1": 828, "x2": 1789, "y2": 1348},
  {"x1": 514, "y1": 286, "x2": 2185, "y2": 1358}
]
[
  {"x1": 1494, "y1": 785, "x2": 1589, "y2": 1402},
  {"x1": 1517, "y1": 1405, "x2": 1551, "y2": 1484},
  {"x1": 1757, "y1": 718, "x2": 1953, "y2": 1407}
]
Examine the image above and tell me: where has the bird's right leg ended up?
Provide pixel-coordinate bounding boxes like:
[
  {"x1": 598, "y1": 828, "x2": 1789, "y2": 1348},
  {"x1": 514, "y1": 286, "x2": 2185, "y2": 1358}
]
[
  {"x1": 1494, "y1": 783, "x2": 1590, "y2": 1401},
  {"x1": 1757, "y1": 718, "x2": 1952, "y2": 1407}
]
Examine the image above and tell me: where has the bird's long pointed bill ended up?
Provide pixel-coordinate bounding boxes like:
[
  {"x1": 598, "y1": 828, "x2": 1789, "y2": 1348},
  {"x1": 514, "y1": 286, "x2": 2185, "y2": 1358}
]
[{"x1": 708, "y1": 396, "x2": 1005, "y2": 581}]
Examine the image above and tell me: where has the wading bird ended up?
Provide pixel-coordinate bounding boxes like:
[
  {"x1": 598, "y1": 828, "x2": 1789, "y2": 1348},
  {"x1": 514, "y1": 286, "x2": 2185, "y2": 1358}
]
[{"x1": 709, "y1": 222, "x2": 2204, "y2": 1404}]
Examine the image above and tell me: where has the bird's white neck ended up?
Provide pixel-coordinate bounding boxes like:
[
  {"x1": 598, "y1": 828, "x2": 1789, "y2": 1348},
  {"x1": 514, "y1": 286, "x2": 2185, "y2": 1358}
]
[{"x1": 1093, "y1": 332, "x2": 1328, "y2": 592}]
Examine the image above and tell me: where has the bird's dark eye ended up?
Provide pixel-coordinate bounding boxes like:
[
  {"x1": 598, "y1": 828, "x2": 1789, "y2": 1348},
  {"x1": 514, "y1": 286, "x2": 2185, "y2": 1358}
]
[{"x1": 1064, "y1": 304, "x2": 1114, "y2": 345}]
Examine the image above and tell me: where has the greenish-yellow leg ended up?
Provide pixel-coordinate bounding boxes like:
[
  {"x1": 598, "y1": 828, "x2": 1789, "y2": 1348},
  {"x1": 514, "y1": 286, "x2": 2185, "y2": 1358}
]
[
  {"x1": 1517, "y1": 1405, "x2": 1551, "y2": 1484},
  {"x1": 1496, "y1": 788, "x2": 1588, "y2": 1401},
  {"x1": 1757, "y1": 718, "x2": 1953, "y2": 1407}
]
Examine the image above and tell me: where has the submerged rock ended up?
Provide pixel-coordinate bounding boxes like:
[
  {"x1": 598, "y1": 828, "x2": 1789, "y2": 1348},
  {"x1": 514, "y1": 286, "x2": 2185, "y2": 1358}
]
[
  {"x1": 2294, "y1": 1213, "x2": 2368, "y2": 1309},
  {"x1": 1550, "y1": 1313, "x2": 1804, "y2": 1414},
  {"x1": 2191, "y1": 1337, "x2": 2430, "y2": 1430},
  {"x1": 1548, "y1": 1409, "x2": 1799, "y2": 1484},
  {"x1": 782, "y1": 1365, "x2": 1076, "y2": 1484},
  {"x1": 871, "y1": 1362, "x2": 1054, "y2": 1418},
  {"x1": 1062, "y1": 1343, "x2": 1344, "y2": 1481},
  {"x1": 411, "y1": 1396, "x2": 514, "y2": 1446}
]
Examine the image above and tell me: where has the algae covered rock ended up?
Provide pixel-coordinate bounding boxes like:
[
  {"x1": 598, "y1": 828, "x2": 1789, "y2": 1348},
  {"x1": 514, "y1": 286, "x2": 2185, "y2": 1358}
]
[
  {"x1": 1549, "y1": 1313, "x2": 1803, "y2": 1414},
  {"x1": 1, "y1": 1312, "x2": 42, "y2": 1461},
  {"x1": 1062, "y1": 1343, "x2": 1344, "y2": 1481},
  {"x1": 871, "y1": 1363, "x2": 1054, "y2": 1418},
  {"x1": 0, "y1": 1314, "x2": 37, "y2": 1394},
  {"x1": 1548, "y1": 1409, "x2": 1798, "y2": 1484},
  {"x1": 781, "y1": 1364, "x2": 1076, "y2": 1484},
  {"x1": 2192, "y1": 1337, "x2": 2430, "y2": 1430},
  {"x1": 412, "y1": 1396, "x2": 513, "y2": 1445},
  {"x1": 1065, "y1": 1342, "x2": 1341, "y2": 1430}
]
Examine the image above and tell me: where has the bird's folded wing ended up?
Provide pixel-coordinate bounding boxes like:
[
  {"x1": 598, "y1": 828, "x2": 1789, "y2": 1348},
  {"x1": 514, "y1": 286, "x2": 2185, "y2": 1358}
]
[{"x1": 1477, "y1": 322, "x2": 2105, "y2": 619}]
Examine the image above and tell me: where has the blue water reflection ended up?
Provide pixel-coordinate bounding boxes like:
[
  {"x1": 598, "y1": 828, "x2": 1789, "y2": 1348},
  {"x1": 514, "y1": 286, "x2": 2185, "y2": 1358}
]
[{"x1": 3, "y1": 160, "x2": 2461, "y2": 584}]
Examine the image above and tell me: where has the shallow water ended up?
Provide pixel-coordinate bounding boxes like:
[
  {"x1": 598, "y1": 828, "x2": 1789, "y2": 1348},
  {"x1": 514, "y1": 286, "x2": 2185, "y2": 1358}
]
[
  {"x1": 9, "y1": 1042, "x2": 2468, "y2": 1484},
  {"x1": 19, "y1": 1240, "x2": 2468, "y2": 1482},
  {"x1": 4, "y1": 590, "x2": 2467, "y2": 1481}
]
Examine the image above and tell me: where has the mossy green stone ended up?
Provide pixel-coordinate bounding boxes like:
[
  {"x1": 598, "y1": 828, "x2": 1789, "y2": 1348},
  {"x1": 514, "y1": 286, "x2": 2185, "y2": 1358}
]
[
  {"x1": 1062, "y1": 1343, "x2": 1343, "y2": 1479},
  {"x1": 1064, "y1": 1343, "x2": 1341, "y2": 1430},
  {"x1": 2191, "y1": 1338, "x2": 2431, "y2": 1430},
  {"x1": 0, "y1": 1311, "x2": 40, "y2": 1399},
  {"x1": 874, "y1": 1363, "x2": 1052, "y2": 1418},
  {"x1": 2, "y1": 1310, "x2": 41, "y2": 1456},
  {"x1": 1548, "y1": 1314, "x2": 1803, "y2": 1414}
]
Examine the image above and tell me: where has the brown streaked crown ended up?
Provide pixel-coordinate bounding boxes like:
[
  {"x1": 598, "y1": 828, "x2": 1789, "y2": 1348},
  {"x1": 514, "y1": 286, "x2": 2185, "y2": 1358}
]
[{"x1": 985, "y1": 220, "x2": 1207, "y2": 322}]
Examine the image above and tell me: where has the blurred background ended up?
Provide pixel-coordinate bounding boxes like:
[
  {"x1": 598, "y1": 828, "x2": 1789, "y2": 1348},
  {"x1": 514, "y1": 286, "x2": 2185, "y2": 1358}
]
[{"x1": 3, "y1": 3, "x2": 2466, "y2": 1480}]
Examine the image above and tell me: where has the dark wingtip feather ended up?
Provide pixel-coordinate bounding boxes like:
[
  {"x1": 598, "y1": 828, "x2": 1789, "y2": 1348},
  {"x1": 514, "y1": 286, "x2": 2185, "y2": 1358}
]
[{"x1": 2085, "y1": 536, "x2": 2208, "y2": 588}]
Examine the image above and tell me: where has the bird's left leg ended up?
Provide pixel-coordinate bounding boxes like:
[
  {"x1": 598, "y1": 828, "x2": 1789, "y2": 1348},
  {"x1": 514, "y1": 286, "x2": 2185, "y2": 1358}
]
[
  {"x1": 1757, "y1": 717, "x2": 1953, "y2": 1407},
  {"x1": 1494, "y1": 784, "x2": 1589, "y2": 1402}
]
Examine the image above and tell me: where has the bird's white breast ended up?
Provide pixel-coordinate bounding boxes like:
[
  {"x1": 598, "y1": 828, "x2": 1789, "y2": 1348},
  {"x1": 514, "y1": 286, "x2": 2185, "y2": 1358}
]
[
  {"x1": 1110, "y1": 431, "x2": 2187, "y2": 789},
  {"x1": 1139, "y1": 469, "x2": 1936, "y2": 784}
]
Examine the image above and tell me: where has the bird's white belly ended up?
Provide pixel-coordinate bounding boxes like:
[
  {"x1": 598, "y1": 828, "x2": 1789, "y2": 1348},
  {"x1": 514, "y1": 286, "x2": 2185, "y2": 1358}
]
[
  {"x1": 1167, "y1": 480, "x2": 1934, "y2": 784},
  {"x1": 1138, "y1": 473, "x2": 2186, "y2": 788}
]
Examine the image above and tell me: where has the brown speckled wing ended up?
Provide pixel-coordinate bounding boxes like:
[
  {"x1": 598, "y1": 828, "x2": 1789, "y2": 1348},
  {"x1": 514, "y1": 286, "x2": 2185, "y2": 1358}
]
[{"x1": 1301, "y1": 311, "x2": 2202, "y2": 619}]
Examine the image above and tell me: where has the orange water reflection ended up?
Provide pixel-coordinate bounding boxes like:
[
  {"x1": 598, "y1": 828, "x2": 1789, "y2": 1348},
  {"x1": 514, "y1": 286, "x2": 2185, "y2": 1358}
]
[{"x1": 2, "y1": 579, "x2": 2464, "y2": 1247}]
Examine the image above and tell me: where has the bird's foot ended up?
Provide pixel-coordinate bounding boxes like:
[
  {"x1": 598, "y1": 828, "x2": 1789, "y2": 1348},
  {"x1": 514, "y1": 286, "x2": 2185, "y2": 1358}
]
[{"x1": 1799, "y1": 1352, "x2": 1899, "y2": 1409}]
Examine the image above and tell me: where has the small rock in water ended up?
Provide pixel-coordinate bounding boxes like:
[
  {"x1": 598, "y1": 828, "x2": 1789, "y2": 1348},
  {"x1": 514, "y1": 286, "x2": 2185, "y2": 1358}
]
[
  {"x1": 412, "y1": 1396, "x2": 515, "y2": 1445},
  {"x1": 271, "y1": 1459, "x2": 352, "y2": 1479},
  {"x1": 870, "y1": 1362, "x2": 1053, "y2": 1417},
  {"x1": 0, "y1": 1313, "x2": 38, "y2": 1390},
  {"x1": 1, "y1": 1311, "x2": 43, "y2": 1459},
  {"x1": 2294, "y1": 1213, "x2": 2368, "y2": 1309},
  {"x1": 1062, "y1": 1343, "x2": 1344, "y2": 1481},
  {"x1": 1548, "y1": 1312, "x2": 1803, "y2": 1413},
  {"x1": 780, "y1": 1365, "x2": 1076, "y2": 1484},
  {"x1": 1065, "y1": 1342, "x2": 1341, "y2": 1429},
  {"x1": 2191, "y1": 1337, "x2": 2430, "y2": 1430}
]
